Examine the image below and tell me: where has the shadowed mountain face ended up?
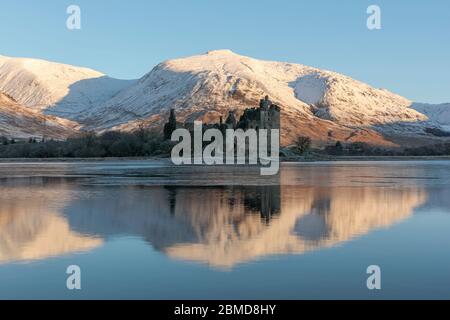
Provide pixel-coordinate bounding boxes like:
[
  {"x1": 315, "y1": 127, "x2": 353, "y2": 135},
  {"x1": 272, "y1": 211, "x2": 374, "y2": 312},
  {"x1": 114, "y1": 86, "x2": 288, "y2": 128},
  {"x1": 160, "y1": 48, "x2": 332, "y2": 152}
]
[
  {"x1": 0, "y1": 164, "x2": 432, "y2": 269},
  {"x1": 44, "y1": 76, "x2": 136, "y2": 121},
  {"x1": 1, "y1": 52, "x2": 449, "y2": 145}
]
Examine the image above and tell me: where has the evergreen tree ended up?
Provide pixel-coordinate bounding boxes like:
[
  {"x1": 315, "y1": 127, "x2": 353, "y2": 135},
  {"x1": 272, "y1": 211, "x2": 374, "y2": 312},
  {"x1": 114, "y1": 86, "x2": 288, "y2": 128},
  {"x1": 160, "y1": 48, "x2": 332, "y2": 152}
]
[{"x1": 163, "y1": 109, "x2": 177, "y2": 140}]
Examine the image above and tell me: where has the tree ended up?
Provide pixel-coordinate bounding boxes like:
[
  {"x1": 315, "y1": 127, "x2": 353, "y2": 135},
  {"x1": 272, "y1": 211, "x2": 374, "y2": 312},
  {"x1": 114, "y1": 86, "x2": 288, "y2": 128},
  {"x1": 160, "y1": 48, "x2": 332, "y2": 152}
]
[
  {"x1": 334, "y1": 141, "x2": 343, "y2": 155},
  {"x1": 348, "y1": 142, "x2": 366, "y2": 155},
  {"x1": 295, "y1": 136, "x2": 312, "y2": 155},
  {"x1": 163, "y1": 109, "x2": 177, "y2": 140}
]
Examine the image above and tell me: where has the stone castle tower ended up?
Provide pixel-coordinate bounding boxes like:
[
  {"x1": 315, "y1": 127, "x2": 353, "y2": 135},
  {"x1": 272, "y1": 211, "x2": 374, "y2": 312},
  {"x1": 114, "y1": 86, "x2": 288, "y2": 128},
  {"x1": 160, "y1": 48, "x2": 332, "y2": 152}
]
[{"x1": 235, "y1": 95, "x2": 280, "y2": 131}]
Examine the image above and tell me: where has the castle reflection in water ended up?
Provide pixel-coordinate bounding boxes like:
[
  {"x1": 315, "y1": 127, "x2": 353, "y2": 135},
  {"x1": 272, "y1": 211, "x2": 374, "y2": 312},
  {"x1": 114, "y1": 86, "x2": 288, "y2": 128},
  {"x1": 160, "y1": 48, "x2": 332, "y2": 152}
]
[
  {"x1": 0, "y1": 162, "x2": 437, "y2": 269},
  {"x1": 165, "y1": 184, "x2": 281, "y2": 222}
]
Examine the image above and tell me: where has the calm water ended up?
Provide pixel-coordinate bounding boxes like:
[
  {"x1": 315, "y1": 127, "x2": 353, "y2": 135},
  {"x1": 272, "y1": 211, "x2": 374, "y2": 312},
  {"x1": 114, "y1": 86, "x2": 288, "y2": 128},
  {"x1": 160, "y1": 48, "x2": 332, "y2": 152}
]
[{"x1": 0, "y1": 160, "x2": 449, "y2": 299}]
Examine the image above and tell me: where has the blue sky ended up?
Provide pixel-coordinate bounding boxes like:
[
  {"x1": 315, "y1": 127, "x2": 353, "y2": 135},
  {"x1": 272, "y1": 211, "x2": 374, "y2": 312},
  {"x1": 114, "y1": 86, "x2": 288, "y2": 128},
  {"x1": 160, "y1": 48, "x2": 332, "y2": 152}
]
[{"x1": 0, "y1": 0, "x2": 449, "y2": 103}]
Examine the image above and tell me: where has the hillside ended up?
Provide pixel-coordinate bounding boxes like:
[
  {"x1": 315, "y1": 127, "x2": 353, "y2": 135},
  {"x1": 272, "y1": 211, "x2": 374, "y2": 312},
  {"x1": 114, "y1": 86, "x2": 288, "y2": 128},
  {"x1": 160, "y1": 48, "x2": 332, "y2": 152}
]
[{"x1": 0, "y1": 92, "x2": 77, "y2": 139}]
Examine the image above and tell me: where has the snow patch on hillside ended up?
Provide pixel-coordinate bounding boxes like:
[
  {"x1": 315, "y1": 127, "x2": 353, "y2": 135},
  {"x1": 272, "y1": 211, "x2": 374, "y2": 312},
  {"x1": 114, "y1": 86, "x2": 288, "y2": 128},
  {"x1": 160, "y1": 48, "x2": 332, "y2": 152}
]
[{"x1": 293, "y1": 74, "x2": 327, "y2": 105}]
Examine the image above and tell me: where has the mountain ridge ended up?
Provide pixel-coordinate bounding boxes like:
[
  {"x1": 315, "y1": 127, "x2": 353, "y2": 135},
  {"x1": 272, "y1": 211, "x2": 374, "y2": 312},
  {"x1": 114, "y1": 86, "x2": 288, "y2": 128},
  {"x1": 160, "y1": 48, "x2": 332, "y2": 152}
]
[{"x1": 0, "y1": 50, "x2": 449, "y2": 146}]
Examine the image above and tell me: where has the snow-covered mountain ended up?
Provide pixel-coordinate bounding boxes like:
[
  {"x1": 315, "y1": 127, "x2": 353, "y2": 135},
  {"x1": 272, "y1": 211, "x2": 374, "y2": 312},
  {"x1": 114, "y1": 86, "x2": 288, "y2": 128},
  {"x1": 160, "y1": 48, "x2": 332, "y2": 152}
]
[
  {"x1": 1, "y1": 50, "x2": 449, "y2": 146},
  {"x1": 0, "y1": 55, "x2": 134, "y2": 120},
  {"x1": 0, "y1": 92, "x2": 78, "y2": 139},
  {"x1": 87, "y1": 50, "x2": 446, "y2": 146}
]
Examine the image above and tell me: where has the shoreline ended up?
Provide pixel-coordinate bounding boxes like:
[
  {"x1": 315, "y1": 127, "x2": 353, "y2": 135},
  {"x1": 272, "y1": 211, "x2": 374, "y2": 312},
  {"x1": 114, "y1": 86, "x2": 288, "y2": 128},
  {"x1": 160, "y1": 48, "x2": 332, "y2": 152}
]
[
  {"x1": 282, "y1": 155, "x2": 450, "y2": 162},
  {"x1": 1, "y1": 155, "x2": 450, "y2": 163}
]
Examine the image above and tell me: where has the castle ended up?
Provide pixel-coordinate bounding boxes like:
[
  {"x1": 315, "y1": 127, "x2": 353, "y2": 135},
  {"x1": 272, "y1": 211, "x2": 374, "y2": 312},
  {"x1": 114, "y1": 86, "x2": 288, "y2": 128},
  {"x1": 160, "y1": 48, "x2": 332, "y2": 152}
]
[{"x1": 164, "y1": 95, "x2": 280, "y2": 138}]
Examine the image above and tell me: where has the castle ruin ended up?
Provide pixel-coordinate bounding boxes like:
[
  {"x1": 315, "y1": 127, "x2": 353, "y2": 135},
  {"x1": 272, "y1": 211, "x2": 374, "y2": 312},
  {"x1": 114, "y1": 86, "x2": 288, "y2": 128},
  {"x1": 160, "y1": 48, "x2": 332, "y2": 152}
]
[{"x1": 163, "y1": 95, "x2": 280, "y2": 138}]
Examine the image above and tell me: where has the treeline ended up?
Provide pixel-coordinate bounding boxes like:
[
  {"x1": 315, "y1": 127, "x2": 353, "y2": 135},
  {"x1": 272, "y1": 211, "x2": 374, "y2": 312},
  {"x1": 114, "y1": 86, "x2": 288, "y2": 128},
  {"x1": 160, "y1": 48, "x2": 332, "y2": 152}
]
[
  {"x1": 403, "y1": 143, "x2": 450, "y2": 156},
  {"x1": 1, "y1": 132, "x2": 450, "y2": 159},
  {"x1": 0, "y1": 130, "x2": 173, "y2": 158},
  {"x1": 324, "y1": 141, "x2": 450, "y2": 157},
  {"x1": 323, "y1": 141, "x2": 397, "y2": 156},
  {"x1": 291, "y1": 137, "x2": 450, "y2": 157}
]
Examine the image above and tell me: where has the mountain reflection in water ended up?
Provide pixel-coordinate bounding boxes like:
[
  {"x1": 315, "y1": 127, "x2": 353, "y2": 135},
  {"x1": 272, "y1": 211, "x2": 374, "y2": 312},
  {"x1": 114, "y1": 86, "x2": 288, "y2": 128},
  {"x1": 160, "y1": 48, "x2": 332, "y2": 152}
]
[{"x1": 0, "y1": 163, "x2": 433, "y2": 269}]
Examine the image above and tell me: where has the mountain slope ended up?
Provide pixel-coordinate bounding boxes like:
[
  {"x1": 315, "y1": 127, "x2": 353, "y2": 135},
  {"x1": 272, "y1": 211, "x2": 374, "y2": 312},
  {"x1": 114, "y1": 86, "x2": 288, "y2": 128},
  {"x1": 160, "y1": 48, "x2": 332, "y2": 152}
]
[
  {"x1": 0, "y1": 55, "x2": 134, "y2": 120},
  {"x1": 0, "y1": 92, "x2": 77, "y2": 139},
  {"x1": 88, "y1": 50, "x2": 441, "y2": 146}
]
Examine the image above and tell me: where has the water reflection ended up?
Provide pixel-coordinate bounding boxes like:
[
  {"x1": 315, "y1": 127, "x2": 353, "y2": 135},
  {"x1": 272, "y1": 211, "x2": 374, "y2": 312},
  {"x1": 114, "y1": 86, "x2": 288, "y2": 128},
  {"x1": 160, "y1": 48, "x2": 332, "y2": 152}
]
[
  {"x1": 0, "y1": 165, "x2": 430, "y2": 269},
  {"x1": 0, "y1": 178, "x2": 102, "y2": 264},
  {"x1": 164, "y1": 185, "x2": 426, "y2": 268}
]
